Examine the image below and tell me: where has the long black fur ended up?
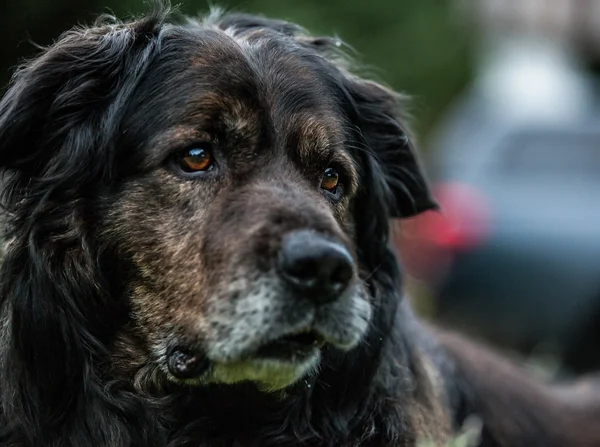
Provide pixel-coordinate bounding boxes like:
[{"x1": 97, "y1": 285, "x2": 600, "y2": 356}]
[{"x1": 0, "y1": 3, "x2": 562, "y2": 447}]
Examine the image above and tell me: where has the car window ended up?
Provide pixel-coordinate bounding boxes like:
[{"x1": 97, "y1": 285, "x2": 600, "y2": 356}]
[{"x1": 500, "y1": 132, "x2": 600, "y2": 175}]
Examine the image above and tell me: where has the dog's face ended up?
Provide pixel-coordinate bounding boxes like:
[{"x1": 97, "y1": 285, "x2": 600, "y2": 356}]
[
  {"x1": 104, "y1": 26, "x2": 370, "y2": 390},
  {"x1": 0, "y1": 9, "x2": 437, "y2": 396}
]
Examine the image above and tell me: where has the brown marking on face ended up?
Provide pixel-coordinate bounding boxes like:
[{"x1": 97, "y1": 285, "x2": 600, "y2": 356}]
[
  {"x1": 185, "y1": 29, "x2": 253, "y2": 69},
  {"x1": 292, "y1": 114, "x2": 338, "y2": 159}
]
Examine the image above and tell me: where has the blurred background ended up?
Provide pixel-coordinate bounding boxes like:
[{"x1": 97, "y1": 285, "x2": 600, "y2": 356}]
[{"x1": 1, "y1": 0, "x2": 600, "y2": 377}]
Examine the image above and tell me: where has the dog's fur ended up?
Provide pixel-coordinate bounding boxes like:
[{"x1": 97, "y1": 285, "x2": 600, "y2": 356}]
[{"x1": 0, "y1": 3, "x2": 599, "y2": 446}]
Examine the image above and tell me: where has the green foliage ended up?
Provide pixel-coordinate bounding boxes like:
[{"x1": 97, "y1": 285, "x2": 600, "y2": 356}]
[{"x1": 0, "y1": 0, "x2": 475, "y2": 138}]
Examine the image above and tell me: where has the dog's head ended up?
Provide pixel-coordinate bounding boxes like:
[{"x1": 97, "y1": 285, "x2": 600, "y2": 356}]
[{"x1": 0, "y1": 3, "x2": 436, "y2": 420}]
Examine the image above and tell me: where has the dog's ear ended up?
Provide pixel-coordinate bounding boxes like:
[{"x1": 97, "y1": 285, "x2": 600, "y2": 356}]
[
  {"x1": 340, "y1": 77, "x2": 438, "y2": 218},
  {"x1": 0, "y1": 14, "x2": 164, "y2": 178},
  {"x1": 0, "y1": 10, "x2": 166, "y2": 441},
  {"x1": 298, "y1": 31, "x2": 439, "y2": 219}
]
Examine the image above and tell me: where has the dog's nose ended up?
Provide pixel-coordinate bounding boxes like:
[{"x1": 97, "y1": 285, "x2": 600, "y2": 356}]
[{"x1": 277, "y1": 231, "x2": 354, "y2": 304}]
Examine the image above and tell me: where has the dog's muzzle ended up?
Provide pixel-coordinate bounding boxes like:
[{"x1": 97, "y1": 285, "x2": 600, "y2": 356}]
[{"x1": 165, "y1": 230, "x2": 360, "y2": 386}]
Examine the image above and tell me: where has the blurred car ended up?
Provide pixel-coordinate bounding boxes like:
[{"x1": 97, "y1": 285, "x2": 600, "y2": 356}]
[{"x1": 395, "y1": 37, "x2": 600, "y2": 374}]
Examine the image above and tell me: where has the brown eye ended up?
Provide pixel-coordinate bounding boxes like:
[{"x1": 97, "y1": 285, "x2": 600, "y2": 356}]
[
  {"x1": 321, "y1": 167, "x2": 340, "y2": 192},
  {"x1": 177, "y1": 146, "x2": 213, "y2": 172}
]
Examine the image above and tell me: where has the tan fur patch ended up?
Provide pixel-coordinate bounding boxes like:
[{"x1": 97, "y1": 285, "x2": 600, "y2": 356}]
[{"x1": 408, "y1": 348, "x2": 453, "y2": 445}]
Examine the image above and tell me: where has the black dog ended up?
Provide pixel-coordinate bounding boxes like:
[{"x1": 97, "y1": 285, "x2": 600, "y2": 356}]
[{"x1": 0, "y1": 3, "x2": 599, "y2": 446}]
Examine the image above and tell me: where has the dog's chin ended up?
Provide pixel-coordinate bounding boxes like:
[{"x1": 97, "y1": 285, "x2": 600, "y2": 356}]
[{"x1": 207, "y1": 349, "x2": 322, "y2": 391}]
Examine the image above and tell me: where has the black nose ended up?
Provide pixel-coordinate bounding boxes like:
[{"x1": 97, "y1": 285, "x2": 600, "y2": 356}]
[{"x1": 277, "y1": 230, "x2": 354, "y2": 304}]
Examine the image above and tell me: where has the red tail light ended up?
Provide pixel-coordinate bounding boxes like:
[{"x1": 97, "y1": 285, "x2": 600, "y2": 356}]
[
  {"x1": 423, "y1": 182, "x2": 490, "y2": 250},
  {"x1": 394, "y1": 182, "x2": 490, "y2": 281}
]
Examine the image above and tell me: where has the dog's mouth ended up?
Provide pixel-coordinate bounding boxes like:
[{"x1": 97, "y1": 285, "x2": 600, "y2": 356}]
[
  {"x1": 254, "y1": 331, "x2": 324, "y2": 361},
  {"x1": 167, "y1": 331, "x2": 324, "y2": 380}
]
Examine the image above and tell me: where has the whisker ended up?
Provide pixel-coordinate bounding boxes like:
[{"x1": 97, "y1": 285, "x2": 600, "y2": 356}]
[{"x1": 362, "y1": 263, "x2": 382, "y2": 282}]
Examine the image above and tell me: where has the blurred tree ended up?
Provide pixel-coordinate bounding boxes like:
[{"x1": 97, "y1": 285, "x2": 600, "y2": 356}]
[{"x1": 0, "y1": 0, "x2": 474, "y2": 140}]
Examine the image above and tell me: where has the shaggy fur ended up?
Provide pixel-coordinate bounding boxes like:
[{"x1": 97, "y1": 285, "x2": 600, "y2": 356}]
[{"x1": 0, "y1": 3, "x2": 599, "y2": 446}]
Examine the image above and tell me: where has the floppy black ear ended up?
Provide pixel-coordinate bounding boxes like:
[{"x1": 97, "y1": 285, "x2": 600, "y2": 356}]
[
  {"x1": 342, "y1": 77, "x2": 438, "y2": 218},
  {"x1": 0, "y1": 9, "x2": 167, "y2": 442},
  {"x1": 0, "y1": 14, "x2": 165, "y2": 176}
]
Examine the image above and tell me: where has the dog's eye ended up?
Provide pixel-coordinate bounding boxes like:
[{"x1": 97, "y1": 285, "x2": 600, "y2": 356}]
[
  {"x1": 321, "y1": 167, "x2": 340, "y2": 192},
  {"x1": 176, "y1": 146, "x2": 214, "y2": 173}
]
